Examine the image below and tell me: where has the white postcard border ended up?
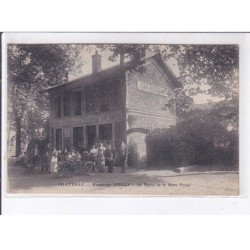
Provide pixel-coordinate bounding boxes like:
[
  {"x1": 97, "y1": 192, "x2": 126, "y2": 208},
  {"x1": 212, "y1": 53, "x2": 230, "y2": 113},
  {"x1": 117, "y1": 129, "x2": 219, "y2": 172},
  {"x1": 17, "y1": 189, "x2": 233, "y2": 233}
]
[{"x1": 2, "y1": 32, "x2": 250, "y2": 214}]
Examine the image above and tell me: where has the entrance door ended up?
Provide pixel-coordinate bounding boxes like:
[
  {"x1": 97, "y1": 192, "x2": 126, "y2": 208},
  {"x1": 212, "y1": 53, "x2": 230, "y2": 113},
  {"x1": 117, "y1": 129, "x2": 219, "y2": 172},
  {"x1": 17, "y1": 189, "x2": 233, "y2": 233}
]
[
  {"x1": 55, "y1": 128, "x2": 62, "y2": 150},
  {"x1": 127, "y1": 132, "x2": 147, "y2": 167},
  {"x1": 86, "y1": 125, "x2": 96, "y2": 149}
]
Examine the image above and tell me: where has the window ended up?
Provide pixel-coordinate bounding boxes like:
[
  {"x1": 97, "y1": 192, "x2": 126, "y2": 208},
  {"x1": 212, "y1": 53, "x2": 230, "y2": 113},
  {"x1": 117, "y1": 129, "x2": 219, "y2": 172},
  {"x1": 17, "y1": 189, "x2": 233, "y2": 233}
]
[
  {"x1": 56, "y1": 96, "x2": 62, "y2": 118},
  {"x1": 63, "y1": 93, "x2": 70, "y2": 117},
  {"x1": 100, "y1": 97, "x2": 110, "y2": 112},
  {"x1": 99, "y1": 84, "x2": 114, "y2": 112},
  {"x1": 86, "y1": 125, "x2": 97, "y2": 149},
  {"x1": 55, "y1": 129, "x2": 62, "y2": 150},
  {"x1": 99, "y1": 124, "x2": 112, "y2": 145},
  {"x1": 50, "y1": 129, "x2": 54, "y2": 147},
  {"x1": 72, "y1": 91, "x2": 82, "y2": 116},
  {"x1": 86, "y1": 85, "x2": 96, "y2": 113}
]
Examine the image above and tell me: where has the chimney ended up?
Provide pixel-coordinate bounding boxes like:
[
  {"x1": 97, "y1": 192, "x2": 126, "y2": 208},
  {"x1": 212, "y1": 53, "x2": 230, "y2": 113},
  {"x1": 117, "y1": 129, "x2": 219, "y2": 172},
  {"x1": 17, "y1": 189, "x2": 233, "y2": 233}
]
[
  {"x1": 120, "y1": 52, "x2": 124, "y2": 66},
  {"x1": 92, "y1": 50, "x2": 102, "y2": 74},
  {"x1": 141, "y1": 47, "x2": 146, "y2": 58}
]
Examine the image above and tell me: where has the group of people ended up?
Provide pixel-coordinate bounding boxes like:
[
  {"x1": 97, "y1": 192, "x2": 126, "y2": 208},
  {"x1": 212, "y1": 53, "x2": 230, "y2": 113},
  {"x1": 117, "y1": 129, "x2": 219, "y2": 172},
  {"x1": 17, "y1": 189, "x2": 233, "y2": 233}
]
[{"x1": 40, "y1": 141, "x2": 128, "y2": 175}]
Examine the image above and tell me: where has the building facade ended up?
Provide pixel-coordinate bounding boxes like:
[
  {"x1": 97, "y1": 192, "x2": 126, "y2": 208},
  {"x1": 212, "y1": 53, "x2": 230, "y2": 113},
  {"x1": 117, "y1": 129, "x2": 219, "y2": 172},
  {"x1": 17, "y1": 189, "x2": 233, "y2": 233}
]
[{"x1": 46, "y1": 52, "x2": 181, "y2": 166}]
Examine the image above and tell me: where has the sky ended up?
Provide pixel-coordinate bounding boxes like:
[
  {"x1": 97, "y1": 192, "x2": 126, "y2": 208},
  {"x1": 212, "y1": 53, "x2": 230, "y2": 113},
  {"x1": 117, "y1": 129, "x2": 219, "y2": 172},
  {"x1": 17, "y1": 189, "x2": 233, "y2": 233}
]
[{"x1": 68, "y1": 47, "x2": 223, "y2": 105}]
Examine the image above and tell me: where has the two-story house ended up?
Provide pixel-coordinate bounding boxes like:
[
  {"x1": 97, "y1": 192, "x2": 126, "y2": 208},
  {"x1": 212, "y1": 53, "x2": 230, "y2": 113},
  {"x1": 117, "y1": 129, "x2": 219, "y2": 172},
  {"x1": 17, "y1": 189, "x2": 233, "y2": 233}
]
[{"x1": 45, "y1": 51, "x2": 181, "y2": 166}]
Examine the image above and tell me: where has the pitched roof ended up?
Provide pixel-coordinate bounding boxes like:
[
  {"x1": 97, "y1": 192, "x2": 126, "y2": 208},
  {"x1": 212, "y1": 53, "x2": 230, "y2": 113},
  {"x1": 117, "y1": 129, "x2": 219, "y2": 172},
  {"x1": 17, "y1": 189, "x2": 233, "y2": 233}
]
[{"x1": 44, "y1": 53, "x2": 182, "y2": 92}]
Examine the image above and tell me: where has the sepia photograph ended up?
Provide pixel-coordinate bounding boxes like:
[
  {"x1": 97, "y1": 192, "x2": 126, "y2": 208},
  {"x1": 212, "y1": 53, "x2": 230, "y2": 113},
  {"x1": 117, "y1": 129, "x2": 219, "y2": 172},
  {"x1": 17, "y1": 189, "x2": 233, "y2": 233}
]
[
  {"x1": 1, "y1": 0, "x2": 250, "y2": 246},
  {"x1": 4, "y1": 38, "x2": 239, "y2": 196}
]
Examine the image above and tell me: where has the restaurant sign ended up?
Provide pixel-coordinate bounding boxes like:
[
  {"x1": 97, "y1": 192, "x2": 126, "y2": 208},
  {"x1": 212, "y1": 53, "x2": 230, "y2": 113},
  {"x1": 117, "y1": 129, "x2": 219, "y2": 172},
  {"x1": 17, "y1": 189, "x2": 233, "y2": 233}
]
[
  {"x1": 137, "y1": 81, "x2": 169, "y2": 97},
  {"x1": 50, "y1": 112, "x2": 123, "y2": 128}
]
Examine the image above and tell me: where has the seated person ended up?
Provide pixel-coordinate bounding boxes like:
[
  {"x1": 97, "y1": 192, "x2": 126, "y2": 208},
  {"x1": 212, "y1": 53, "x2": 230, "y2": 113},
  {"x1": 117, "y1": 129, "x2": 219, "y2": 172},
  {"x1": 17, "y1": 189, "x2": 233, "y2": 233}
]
[
  {"x1": 82, "y1": 149, "x2": 89, "y2": 158},
  {"x1": 88, "y1": 145, "x2": 98, "y2": 166}
]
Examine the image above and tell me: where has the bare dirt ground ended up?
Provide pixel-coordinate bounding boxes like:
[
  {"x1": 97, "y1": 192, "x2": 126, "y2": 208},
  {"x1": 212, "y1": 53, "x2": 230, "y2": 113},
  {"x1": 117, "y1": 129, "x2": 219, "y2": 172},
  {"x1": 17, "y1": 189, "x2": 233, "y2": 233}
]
[{"x1": 7, "y1": 165, "x2": 239, "y2": 196}]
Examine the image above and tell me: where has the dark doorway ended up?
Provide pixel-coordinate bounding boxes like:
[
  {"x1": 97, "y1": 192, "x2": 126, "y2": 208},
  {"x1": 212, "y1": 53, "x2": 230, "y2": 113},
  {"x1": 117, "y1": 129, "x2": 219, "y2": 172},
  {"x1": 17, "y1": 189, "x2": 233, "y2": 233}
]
[
  {"x1": 55, "y1": 128, "x2": 62, "y2": 150},
  {"x1": 73, "y1": 127, "x2": 84, "y2": 152},
  {"x1": 86, "y1": 125, "x2": 96, "y2": 149},
  {"x1": 127, "y1": 131, "x2": 147, "y2": 167}
]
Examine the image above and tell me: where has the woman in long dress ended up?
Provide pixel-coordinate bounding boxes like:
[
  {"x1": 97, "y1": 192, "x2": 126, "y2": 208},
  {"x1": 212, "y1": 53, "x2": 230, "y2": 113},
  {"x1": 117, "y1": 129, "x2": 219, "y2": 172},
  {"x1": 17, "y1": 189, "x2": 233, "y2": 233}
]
[{"x1": 50, "y1": 147, "x2": 58, "y2": 174}]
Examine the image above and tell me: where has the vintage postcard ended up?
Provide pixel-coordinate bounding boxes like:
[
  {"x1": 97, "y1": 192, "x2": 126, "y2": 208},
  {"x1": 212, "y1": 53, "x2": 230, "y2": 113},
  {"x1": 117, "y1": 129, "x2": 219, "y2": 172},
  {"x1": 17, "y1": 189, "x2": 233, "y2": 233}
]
[{"x1": 2, "y1": 33, "x2": 240, "y2": 196}]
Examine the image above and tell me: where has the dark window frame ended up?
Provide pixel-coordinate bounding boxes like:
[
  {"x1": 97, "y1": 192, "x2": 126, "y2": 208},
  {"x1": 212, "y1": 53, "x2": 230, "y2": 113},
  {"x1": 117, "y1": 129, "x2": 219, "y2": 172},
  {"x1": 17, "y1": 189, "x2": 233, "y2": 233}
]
[
  {"x1": 55, "y1": 95, "x2": 62, "y2": 118},
  {"x1": 72, "y1": 90, "x2": 82, "y2": 116},
  {"x1": 55, "y1": 128, "x2": 62, "y2": 150},
  {"x1": 86, "y1": 85, "x2": 96, "y2": 113},
  {"x1": 50, "y1": 129, "x2": 54, "y2": 147},
  {"x1": 63, "y1": 93, "x2": 71, "y2": 117},
  {"x1": 99, "y1": 83, "x2": 115, "y2": 112},
  {"x1": 99, "y1": 123, "x2": 112, "y2": 142}
]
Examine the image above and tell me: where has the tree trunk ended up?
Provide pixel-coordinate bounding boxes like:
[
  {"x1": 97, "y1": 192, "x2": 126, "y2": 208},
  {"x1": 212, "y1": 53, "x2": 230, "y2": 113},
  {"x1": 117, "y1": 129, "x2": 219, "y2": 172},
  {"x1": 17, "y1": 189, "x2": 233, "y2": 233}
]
[{"x1": 15, "y1": 115, "x2": 22, "y2": 156}]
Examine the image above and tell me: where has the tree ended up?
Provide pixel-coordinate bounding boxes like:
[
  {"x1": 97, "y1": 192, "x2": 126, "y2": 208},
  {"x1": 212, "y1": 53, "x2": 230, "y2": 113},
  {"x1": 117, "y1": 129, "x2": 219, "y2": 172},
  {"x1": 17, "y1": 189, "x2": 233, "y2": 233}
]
[
  {"x1": 103, "y1": 45, "x2": 239, "y2": 168},
  {"x1": 8, "y1": 44, "x2": 84, "y2": 156},
  {"x1": 146, "y1": 111, "x2": 238, "y2": 169},
  {"x1": 98, "y1": 44, "x2": 148, "y2": 66},
  {"x1": 101, "y1": 44, "x2": 239, "y2": 116},
  {"x1": 8, "y1": 43, "x2": 239, "y2": 156}
]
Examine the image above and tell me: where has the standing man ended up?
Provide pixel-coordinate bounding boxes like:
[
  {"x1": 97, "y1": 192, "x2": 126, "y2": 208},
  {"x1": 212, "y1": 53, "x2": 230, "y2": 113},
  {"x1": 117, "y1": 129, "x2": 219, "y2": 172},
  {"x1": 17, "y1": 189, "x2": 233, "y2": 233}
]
[
  {"x1": 120, "y1": 141, "x2": 128, "y2": 173},
  {"x1": 97, "y1": 142, "x2": 106, "y2": 173},
  {"x1": 104, "y1": 143, "x2": 115, "y2": 173},
  {"x1": 50, "y1": 147, "x2": 58, "y2": 174}
]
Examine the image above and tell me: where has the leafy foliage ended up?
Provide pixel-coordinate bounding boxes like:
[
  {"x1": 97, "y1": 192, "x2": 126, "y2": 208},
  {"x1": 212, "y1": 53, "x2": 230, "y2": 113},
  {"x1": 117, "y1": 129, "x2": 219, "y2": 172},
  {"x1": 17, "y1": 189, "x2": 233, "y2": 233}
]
[
  {"x1": 8, "y1": 43, "x2": 239, "y2": 160},
  {"x1": 97, "y1": 44, "x2": 148, "y2": 64},
  {"x1": 146, "y1": 111, "x2": 238, "y2": 169},
  {"x1": 8, "y1": 44, "x2": 84, "y2": 155},
  {"x1": 100, "y1": 44, "x2": 239, "y2": 115}
]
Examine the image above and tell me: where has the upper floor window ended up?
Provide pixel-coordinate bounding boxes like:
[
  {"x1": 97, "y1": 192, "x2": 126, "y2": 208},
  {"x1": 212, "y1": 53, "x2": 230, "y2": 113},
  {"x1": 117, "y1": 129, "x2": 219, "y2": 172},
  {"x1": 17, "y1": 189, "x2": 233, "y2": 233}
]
[
  {"x1": 99, "y1": 84, "x2": 114, "y2": 112},
  {"x1": 86, "y1": 85, "x2": 96, "y2": 113},
  {"x1": 56, "y1": 96, "x2": 62, "y2": 118},
  {"x1": 63, "y1": 93, "x2": 70, "y2": 117},
  {"x1": 72, "y1": 91, "x2": 82, "y2": 116}
]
